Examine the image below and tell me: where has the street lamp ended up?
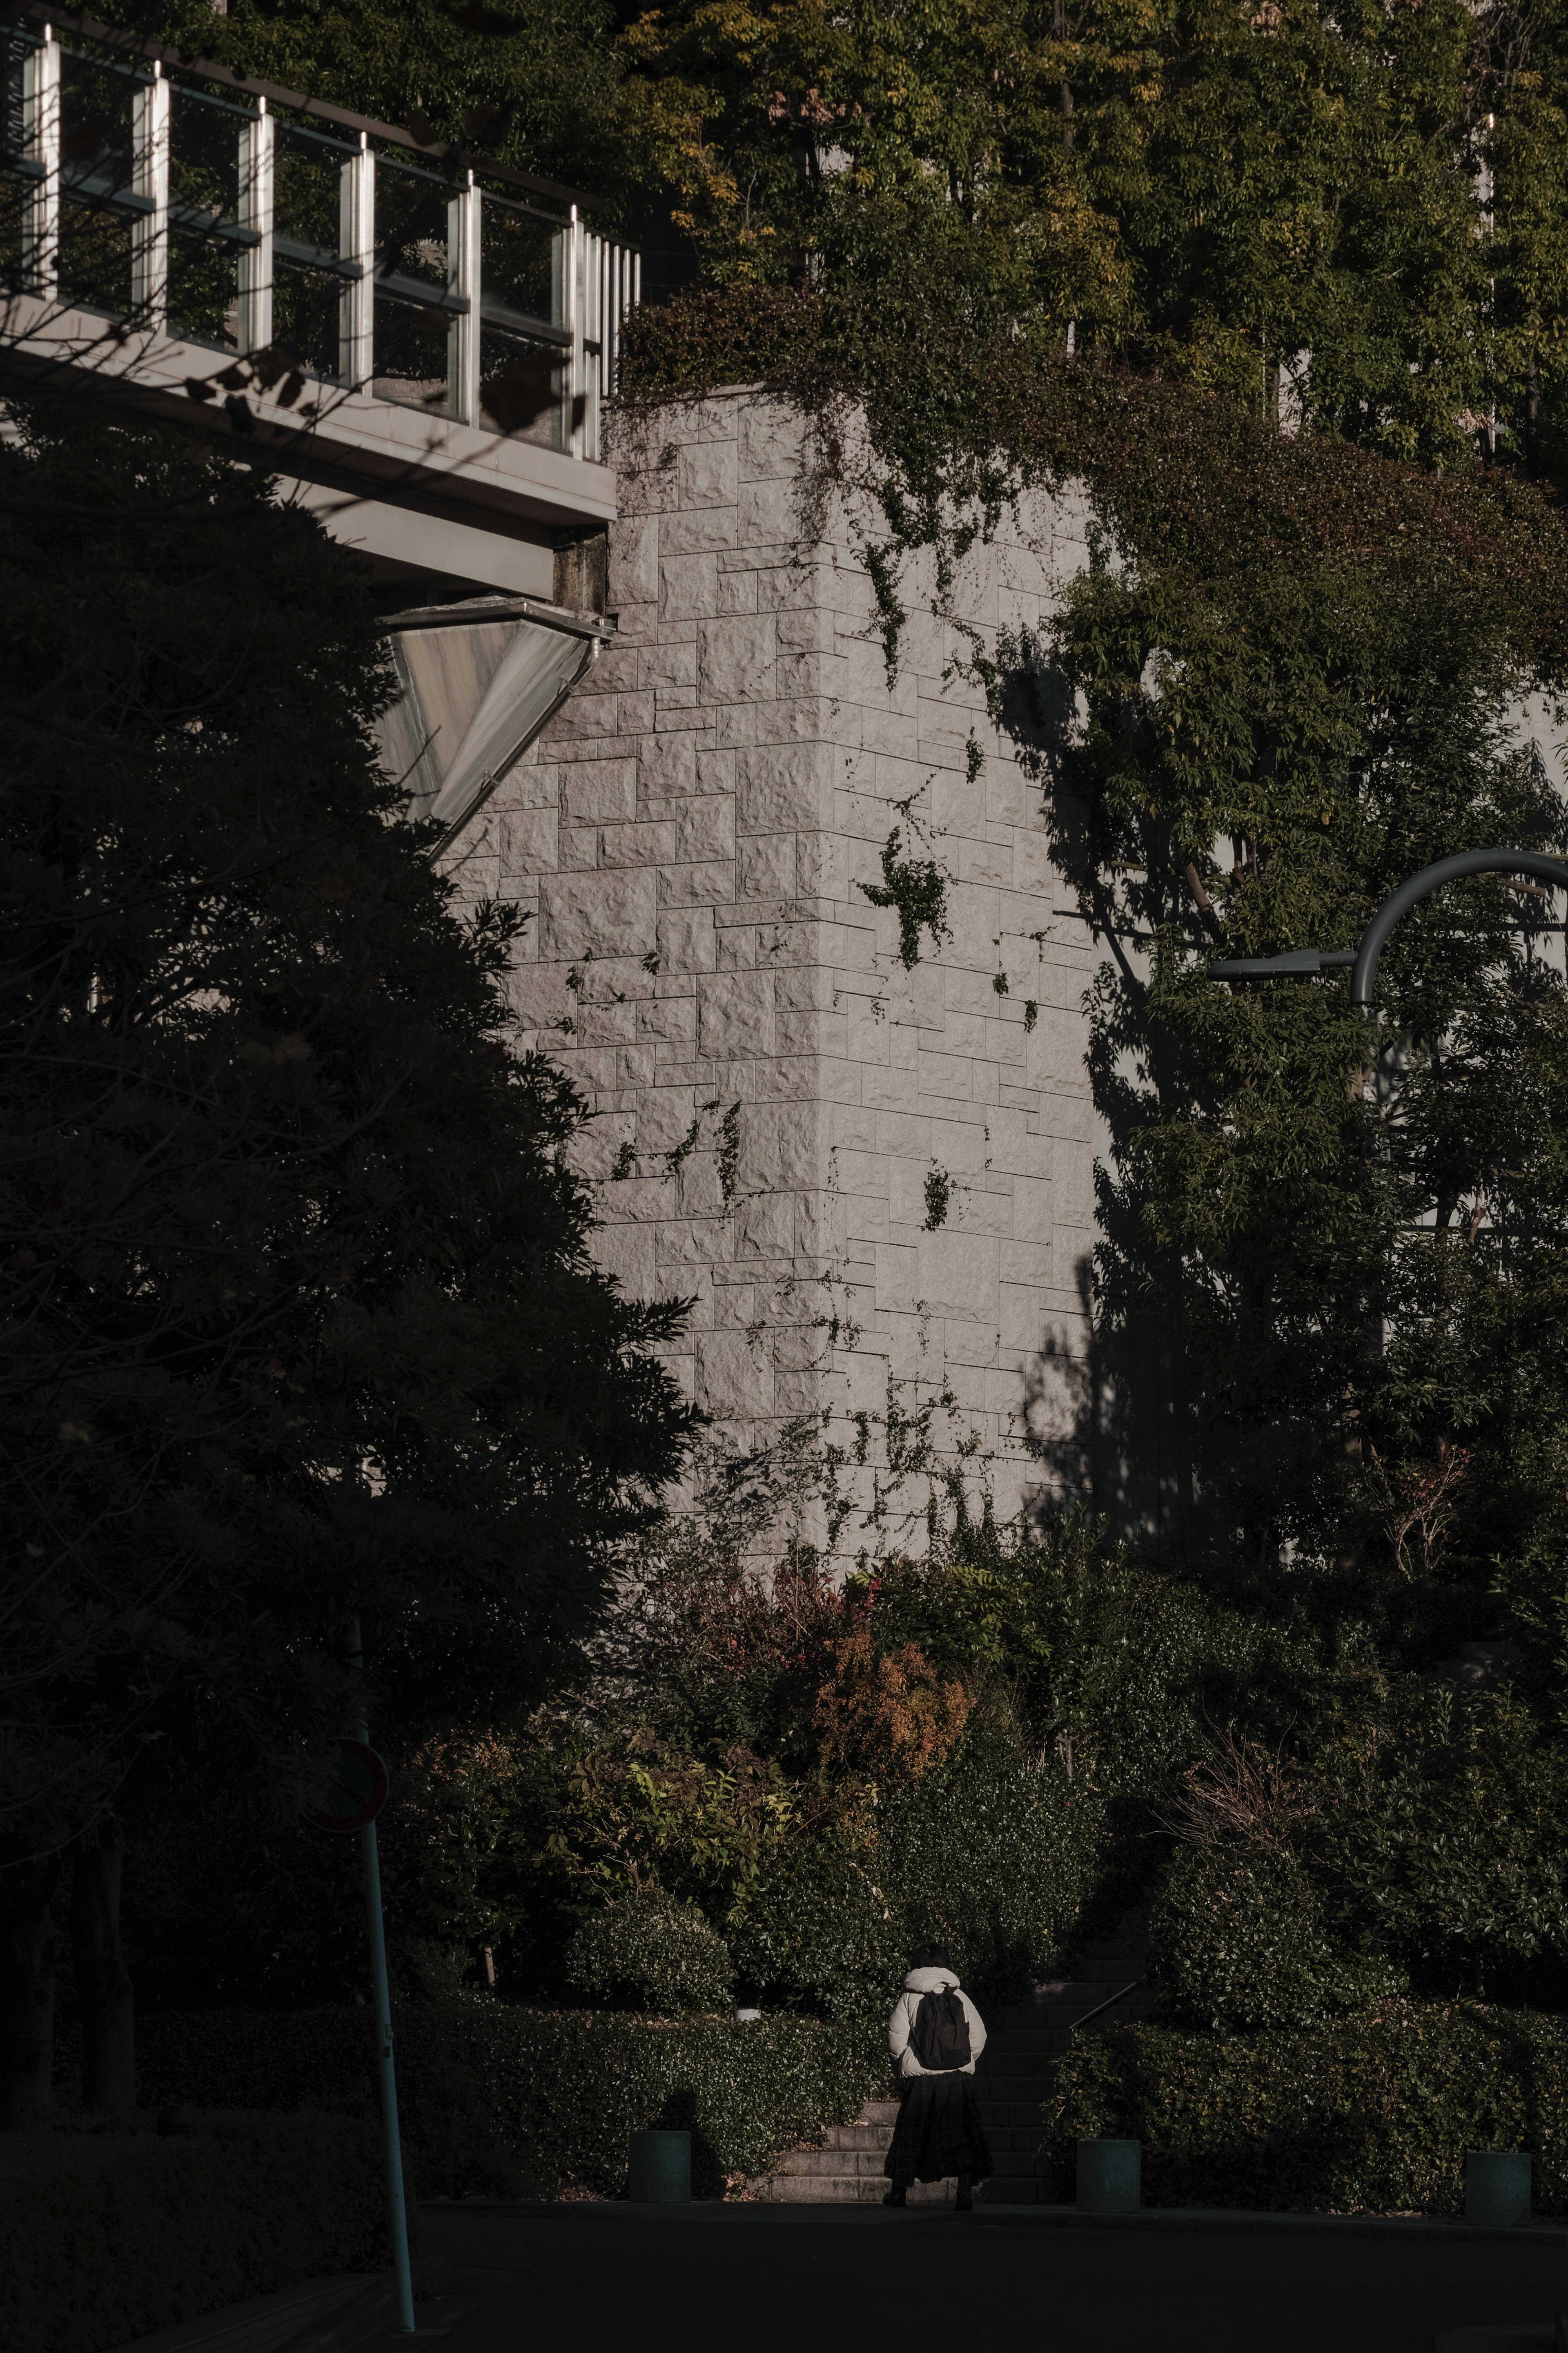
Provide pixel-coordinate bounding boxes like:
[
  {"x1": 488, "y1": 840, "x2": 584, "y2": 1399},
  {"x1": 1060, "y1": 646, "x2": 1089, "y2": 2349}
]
[{"x1": 1207, "y1": 849, "x2": 1568, "y2": 1000}]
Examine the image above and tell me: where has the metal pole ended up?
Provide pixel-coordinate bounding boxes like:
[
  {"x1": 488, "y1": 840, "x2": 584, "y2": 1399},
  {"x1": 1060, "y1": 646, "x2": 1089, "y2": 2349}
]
[
  {"x1": 345, "y1": 1618, "x2": 416, "y2": 2335},
  {"x1": 1209, "y1": 849, "x2": 1568, "y2": 996},
  {"x1": 1348, "y1": 849, "x2": 1568, "y2": 1008}
]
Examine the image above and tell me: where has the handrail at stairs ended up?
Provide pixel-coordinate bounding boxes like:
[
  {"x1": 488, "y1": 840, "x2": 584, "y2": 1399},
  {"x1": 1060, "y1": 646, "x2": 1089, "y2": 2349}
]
[{"x1": 1067, "y1": 1975, "x2": 1147, "y2": 2037}]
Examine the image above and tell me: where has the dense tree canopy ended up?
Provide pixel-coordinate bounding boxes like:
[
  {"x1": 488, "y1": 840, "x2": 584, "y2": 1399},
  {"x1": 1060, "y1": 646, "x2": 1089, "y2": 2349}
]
[{"x1": 0, "y1": 404, "x2": 693, "y2": 1923}]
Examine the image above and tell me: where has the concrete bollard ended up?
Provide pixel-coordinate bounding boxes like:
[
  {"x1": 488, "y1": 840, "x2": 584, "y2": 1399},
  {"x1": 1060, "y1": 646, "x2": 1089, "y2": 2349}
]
[
  {"x1": 1076, "y1": 2137, "x2": 1141, "y2": 2213},
  {"x1": 1466, "y1": 2151, "x2": 1531, "y2": 2227},
  {"x1": 629, "y1": 2129, "x2": 692, "y2": 2203}
]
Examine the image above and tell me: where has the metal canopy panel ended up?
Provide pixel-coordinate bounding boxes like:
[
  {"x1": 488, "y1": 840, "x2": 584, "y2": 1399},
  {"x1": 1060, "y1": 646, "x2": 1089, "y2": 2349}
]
[{"x1": 379, "y1": 608, "x2": 595, "y2": 841}]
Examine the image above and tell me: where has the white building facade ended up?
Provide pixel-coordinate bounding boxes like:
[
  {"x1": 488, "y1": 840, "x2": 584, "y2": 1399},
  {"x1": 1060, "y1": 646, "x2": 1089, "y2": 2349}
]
[{"x1": 437, "y1": 388, "x2": 1100, "y2": 1539}]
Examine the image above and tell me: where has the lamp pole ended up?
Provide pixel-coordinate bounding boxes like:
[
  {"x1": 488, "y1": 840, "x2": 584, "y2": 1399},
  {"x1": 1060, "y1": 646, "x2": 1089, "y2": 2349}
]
[
  {"x1": 1207, "y1": 849, "x2": 1568, "y2": 1000},
  {"x1": 344, "y1": 1619, "x2": 416, "y2": 2337}
]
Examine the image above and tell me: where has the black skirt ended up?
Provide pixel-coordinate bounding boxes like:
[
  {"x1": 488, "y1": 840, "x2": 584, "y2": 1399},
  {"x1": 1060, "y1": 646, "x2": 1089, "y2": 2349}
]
[{"x1": 884, "y1": 2071, "x2": 993, "y2": 2185}]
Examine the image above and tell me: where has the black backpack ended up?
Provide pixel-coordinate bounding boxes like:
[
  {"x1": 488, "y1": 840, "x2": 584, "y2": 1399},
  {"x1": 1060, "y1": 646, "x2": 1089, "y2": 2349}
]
[{"x1": 909, "y1": 1985, "x2": 971, "y2": 2071}]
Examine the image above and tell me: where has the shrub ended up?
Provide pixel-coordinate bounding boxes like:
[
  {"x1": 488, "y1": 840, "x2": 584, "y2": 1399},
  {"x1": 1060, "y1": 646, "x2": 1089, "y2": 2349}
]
[
  {"x1": 134, "y1": 2004, "x2": 882, "y2": 2199},
  {"x1": 563, "y1": 1896, "x2": 733, "y2": 2013},
  {"x1": 878, "y1": 1722, "x2": 1107, "y2": 2005},
  {"x1": 0, "y1": 2111, "x2": 390, "y2": 2353},
  {"x1": 727, "y1": 1835, "x2": 907, "y2": 2025},
  {"x1": 813, "y1": 1626, "x2": 973, "y2": 1780},
  {"x1": 1149, "y1": 1841, "x2": 1405, "y2": 2032},
  {"x1": 1047, "y1": 2003, "x2": 1568, "y2": 2213},
  {"x1": 618, "y1": 284, "x2": 822, "y2": 398}
]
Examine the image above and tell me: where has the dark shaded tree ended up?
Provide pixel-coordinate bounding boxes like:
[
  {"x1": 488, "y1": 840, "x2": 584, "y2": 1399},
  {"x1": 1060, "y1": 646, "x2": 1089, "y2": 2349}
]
[{"x1": 0, "y1": 404, "x2": 693, "y2": 2116}]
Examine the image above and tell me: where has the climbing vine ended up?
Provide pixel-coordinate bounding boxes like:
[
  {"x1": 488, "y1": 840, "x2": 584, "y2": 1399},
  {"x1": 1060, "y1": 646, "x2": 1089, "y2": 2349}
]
[
  {"x1": 856, "y1": 828, "x2": 951, "y2": 970},
  {"x1": 922, "y1": 1166, "x2": 953, "y2": 1232}
]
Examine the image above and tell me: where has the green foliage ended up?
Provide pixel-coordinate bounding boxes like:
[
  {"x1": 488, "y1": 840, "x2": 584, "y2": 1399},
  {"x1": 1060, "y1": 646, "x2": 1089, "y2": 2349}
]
[
  {"x1": 922, "y1": 1166, "x2": 952, "y2": 1232},
  {"x1": 615, "y1": 0, "x2": 1568, "y2": 482},
  {"x1": 1145, "y1": 1675, "x2": 1568, "y2": 2019},
  {"x1": 851, "y1": 1519, "x2": 1274, "y2": 1809},
  {"x1": 1304, "y1": 1685, "x2": 1568, "y2": 1998},
  {"x1": 101, "y1": 0, "x2": 628, "y2": 208},
  {"x1": 727, "y1": 1836, "x2": 906, "y2": 2025},
  {"x1": 563, "y1": 1894, "x2": 734, "y2": 2014},
  {"x1": 856, "y1": 828, "x2": 951, "y2": 968},
  {"x1": 878, "y1": 1718, "x2": 1107, "y2": 2005},
  {"x1": 609, "y1": 1431, "x2": 855, "y2": 1766},
  {"x1": 614, "y1": 284, "x2": 823, "y2": 389},
  {"x1": 0, "y1": 2112, "x2": 391, "y2": 2353},
  {"x1": 1149, "y1": 1842, "x2": 1403, "y2": 2034},
  {"x1": 133, "y1": 2005, "x2": 882, "y2": 2199},
  {"x1": 1049, "y1": 2005, "x2": 1568, "y2": 2214}
]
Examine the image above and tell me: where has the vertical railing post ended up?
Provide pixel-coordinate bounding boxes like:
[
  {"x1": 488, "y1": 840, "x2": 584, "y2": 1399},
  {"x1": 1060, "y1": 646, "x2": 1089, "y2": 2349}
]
[
  {"x1": 22, "y1": 28, "x2": 60, "y2": 299},
  {"x1": 446, "y1": 170, "x2": 479, "y2": 426},
  {"x1": 606, "y1": 246, "x2": 635, "y2": 402},
  {"x1": 338, "y1": 132, "x2": 374, "y2": 388},
  {"x1": 564, "y1": 204, "x2": 584, "y2": 460},
  {"x1": 130, "y1": 62, "x2": 169, "y2": 330},
  {"x1": 581, "y1": 228, "x2": 602, "y2": 462},
  {"x1": 602, "y1": 243, "x2": 639, "y2": 404},
  {"x1": 236, "y1": 97, "x2": 273, "y2": 355},
  {"x1": 550, "y1": 219, "x2": 564, "y2": 449}
]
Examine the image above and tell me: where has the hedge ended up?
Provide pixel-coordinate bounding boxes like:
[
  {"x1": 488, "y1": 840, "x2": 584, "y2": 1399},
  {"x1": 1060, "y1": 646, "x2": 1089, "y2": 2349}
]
[
  {"x1": 1048, "y1": 2001, "x2": 1568, "y2": 2214},
  {"x1": 0, "y1": 2111, "x2": 390, "y2": 2353},
  {"x1": 564, "y1": 1898, "x2": 733, "y2": 2014},
  {"x1": 136, "y1": 2004, "x2": 884, "y2": 2198}
]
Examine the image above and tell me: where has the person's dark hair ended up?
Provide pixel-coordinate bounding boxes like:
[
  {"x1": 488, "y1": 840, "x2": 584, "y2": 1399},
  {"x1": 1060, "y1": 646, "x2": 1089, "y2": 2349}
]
[{"x1": 909, "y1": 1945, "x2": 951, "y2": 1971}]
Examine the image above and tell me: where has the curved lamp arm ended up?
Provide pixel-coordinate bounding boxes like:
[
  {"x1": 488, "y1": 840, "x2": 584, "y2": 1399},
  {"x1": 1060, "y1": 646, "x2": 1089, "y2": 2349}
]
[
  {"x1": 1210, "y1": 849, "x2": 1568, "y2": 1005},
  {"x1": 1349, "y1": 849, "x2": 1568, "y2": 1007}
]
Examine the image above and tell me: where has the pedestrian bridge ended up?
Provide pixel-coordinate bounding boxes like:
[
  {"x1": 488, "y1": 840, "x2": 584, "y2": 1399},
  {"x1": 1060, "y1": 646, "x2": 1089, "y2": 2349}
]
[{"x1": 1, "y1": 6, "x2": 639, "y2": 836}]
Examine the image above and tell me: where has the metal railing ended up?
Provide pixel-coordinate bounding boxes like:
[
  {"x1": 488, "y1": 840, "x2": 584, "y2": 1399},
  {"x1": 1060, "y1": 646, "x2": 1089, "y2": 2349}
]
[{"x1": 4, "y1": 18, "x2": 639, "y2": 460}]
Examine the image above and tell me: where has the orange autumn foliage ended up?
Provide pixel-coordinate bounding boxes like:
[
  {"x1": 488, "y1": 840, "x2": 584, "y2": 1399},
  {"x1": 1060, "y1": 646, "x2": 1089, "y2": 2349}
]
[{"x1": 813, "y1": 1625, "x2": 973, "y2": 1784}]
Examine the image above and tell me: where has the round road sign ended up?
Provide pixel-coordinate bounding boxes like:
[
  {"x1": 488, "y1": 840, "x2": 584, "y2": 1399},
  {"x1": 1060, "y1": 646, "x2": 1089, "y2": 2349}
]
[{"x1": 306, "y1": 1737, "x2": 389, "y2": 1833}]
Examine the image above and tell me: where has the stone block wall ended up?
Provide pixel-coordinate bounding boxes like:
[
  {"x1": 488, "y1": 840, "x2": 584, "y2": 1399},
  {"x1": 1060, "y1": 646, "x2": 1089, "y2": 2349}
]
[{"x1": 439, "y1": 388, "x2": 1097, "y2": 1545}]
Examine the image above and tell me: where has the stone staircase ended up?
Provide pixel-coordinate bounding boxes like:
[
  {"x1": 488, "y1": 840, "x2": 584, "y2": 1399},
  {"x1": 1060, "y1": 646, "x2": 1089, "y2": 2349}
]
[
  {"x1": 749, "y1": 1917, "x2": 1154, "y2": 2207},
  {"x1": 753, "y1": 2100, "x2": 952, "y2": 2204},
  {"x1": 976, "y1": 1918, "x2": 1155, "y2": 2206}
]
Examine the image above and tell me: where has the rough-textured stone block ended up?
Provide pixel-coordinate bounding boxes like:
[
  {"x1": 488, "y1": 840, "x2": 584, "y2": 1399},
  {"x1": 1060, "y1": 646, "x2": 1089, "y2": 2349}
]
[
  {"x1": 696, "y1": 1329, "x2": 773, "y2": 1416},
  {"x1": 739, "y1": 401, "x2": 808, "y2": 481},
  {"x1": 676, "y1": 797, "x2": 737, "y2": 863},
  {"x1": 561, "y1": 760, "x2": 637, "y2": 825},
  {"x1": 738, "y1": 833, "x2": 796, "y2": 900},
  {"x1": 639, "y1": 733, "x2": 699, "y2": 797},
  {"x1": 541, "y1": 869, "x2": 658, "y2": 958},
  {"x1": 695, "y1": 968, "x2": 774, "y2": 1060},
  {"x1": 610, "y1": 515, "x2": 659, "y2": 607},
  {"x1": 498, "y1": 808, "x2": 558, "y2": 872},
  {"x1": 699, "y1": 615, "x2": 777, "y2": 705},
  {"x1": 737, "y1": 741, "x2": 829, "y2": 832},
  {"x1": 679, "y1": 439, "x2": 739, "y2": 510}
]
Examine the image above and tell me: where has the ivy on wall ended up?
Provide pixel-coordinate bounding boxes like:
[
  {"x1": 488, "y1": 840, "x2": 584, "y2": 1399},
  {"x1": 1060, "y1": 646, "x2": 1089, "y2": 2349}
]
[
  {"x1": 857, "y1": 827, "x2": 951, "y2": 970},
  {"x1": 620, "y1": 278, "x2": 1568, "y2": 1636}
]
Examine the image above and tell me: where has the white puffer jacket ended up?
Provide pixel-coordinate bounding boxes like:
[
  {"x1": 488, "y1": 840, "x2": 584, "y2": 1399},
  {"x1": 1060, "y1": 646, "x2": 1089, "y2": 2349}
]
[{"x1": 888, "y1": 1966, "x2": 987, "y2": 2080}]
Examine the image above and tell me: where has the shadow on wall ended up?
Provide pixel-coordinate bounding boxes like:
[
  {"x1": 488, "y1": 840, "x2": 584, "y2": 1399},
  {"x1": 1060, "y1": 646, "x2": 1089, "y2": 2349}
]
[
  {"x1": 998, "y1": 633, "x2": 1200, "y2": 1561},
  {"x1": 1000, "y1": 631, "x2": 1321, "y2": 1575},
  {"x1": 1019, "y1": 1252, "x2": 1199, "y2": 1561}
]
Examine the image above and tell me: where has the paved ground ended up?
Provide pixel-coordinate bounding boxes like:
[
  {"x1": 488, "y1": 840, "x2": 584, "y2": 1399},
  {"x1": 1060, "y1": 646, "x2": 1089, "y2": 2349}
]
[{"x1": 398, "y1": 2204, "x2": 1568, "y2": 2353}]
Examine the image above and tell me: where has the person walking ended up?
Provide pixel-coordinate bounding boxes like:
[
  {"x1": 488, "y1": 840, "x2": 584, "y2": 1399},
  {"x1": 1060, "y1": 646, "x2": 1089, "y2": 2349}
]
[{"x1": 883, "y1": 1945, "x2": 992, "y2": 2211}]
